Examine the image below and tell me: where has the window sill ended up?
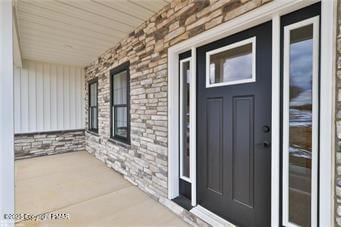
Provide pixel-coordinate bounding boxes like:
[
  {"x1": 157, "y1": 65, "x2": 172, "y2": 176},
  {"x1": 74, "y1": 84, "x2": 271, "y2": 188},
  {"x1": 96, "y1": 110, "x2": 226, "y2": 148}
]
[
  {"x1": 86, "y1": 130, "x2": 99, "y2": 136},
  {"x1": 108, "y1": 138, "x2": 130, "y2": 149}
]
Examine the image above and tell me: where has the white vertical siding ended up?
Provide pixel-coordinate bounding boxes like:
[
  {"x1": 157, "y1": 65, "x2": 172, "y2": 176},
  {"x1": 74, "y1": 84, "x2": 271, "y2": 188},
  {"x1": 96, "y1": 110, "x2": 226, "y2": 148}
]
[
  {"x1": 57, "y1": 65, "x2": 64, "y2": 130},
  {"x1": 63, "y1": 66, "x2": 70, "y2": 129},
  {"x1": 36, "y1": 62, "x2": 44, "y2": 131},
  {"x1": 14, "y1": 60, "x2": 85, "y2": 133},
  {"x1": 50, "y1": 64, "x2": 58, "y2": 129},
  {"x1": 80, "y1": 69, "x2": 85, "y2": 128},
  {"x1": 14, "y1": 67, "x2": 21, "y2": 132},
  {"x1": 70, "y1": 67, "x2": 76, "y2": 129},
  {"x1": 22, "y1": 65, "x2": 30, "y2": 131},
  {"x1": 27, "y1": 61, "x2": 36, "y2": 131},
  {"x1": 75, "y1": 68, "x2": 81, "y2": 129},
  {"x1": 43, "y1": 63, "x2": 51, "y2": 130}
]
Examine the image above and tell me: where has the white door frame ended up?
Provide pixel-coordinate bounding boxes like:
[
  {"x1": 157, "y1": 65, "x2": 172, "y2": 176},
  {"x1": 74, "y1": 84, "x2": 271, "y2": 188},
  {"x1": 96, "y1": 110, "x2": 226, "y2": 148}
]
[{"x1": 167, "y1": 0, "x2": 335, "y2": 226}]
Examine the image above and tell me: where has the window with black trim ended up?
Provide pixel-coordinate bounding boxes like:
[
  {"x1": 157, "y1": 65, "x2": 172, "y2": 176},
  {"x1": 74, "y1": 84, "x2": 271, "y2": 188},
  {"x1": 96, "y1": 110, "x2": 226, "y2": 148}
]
[
  {"x1": 88, "y1": 80, "x2": 98, "y2": 133},
  {"x1": 111, "y1": 62, "x2": 130, "y2": 144}
]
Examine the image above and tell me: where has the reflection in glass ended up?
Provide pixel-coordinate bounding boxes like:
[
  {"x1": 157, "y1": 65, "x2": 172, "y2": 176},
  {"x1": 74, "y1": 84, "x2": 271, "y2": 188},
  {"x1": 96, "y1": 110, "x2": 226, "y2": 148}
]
[
  {"x1": 209, "y1": 42, "x2": 253, "y2": 85},
  {"x1": 112, "y1": 70, "x2": 128, "y2": 139},
  {"x1": 89, "y1": 82, "x2": 98, "y2": 131},
  {"x1": 90, "y1": 83, "x2": 97, "y2": 106},
  {"x1": 181, "y1": 61, "x2": 190, "y2": 179},
  {"x1": 288, "y1": 24, "x2": 313, "y2": 227},
  {"x1": 90, "y1": 107, "x2": 97, "y2": 129},
  {"x1": 114, "y1": 106, "x2": 127, "y2": 138},
  {"x1": 114, "y1": 71, "x2": 127, "y2": 105}
]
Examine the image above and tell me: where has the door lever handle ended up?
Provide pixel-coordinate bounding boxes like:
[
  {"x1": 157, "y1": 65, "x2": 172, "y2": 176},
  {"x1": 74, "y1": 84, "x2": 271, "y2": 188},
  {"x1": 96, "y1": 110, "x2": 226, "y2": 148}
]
[{"x1": 263, "y1": 141, "x2": 271, "y2": 147}]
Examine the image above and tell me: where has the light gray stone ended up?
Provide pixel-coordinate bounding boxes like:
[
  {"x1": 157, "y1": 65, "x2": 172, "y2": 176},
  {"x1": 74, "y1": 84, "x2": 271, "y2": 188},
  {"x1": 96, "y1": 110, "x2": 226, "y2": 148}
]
[{"x1": 15, "y1": 130, "x2": 85, "y2": 160}]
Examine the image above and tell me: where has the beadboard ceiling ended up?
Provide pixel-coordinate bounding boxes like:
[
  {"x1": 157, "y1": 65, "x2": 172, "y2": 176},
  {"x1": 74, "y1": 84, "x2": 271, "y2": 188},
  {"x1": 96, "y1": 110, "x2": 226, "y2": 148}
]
[{"x1": 14, "y1": 0, "x2": 170, "y2": 66}]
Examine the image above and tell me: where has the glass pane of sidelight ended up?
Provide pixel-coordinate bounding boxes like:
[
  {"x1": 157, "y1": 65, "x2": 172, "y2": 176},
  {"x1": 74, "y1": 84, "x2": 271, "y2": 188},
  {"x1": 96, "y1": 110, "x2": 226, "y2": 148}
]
[
  {"x1": 180, "y1": 60, "x2": 190, "y2": 179},
  {"x1": 288, "y1": 24, "x2": 314, "y2": 227},
  {"x1": 207, "y1": 38, "x2": 254, "y2": 87}
]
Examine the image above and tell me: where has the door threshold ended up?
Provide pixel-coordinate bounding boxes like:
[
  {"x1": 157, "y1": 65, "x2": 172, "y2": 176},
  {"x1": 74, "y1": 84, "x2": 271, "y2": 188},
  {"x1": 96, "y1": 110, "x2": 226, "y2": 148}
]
[{"x1": 190, "y1": 205, "x2": 236, "y2": 227}]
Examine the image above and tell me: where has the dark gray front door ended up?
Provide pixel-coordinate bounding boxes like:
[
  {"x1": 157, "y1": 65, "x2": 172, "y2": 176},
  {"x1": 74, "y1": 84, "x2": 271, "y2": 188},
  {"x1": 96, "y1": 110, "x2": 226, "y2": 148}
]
[{"x1": 197, "y1": 21, "x2": 272, "y2": 227}]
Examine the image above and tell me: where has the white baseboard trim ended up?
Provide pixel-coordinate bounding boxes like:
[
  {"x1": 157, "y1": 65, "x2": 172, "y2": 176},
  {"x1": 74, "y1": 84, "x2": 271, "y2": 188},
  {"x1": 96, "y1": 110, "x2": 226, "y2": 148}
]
[{"x1": 190, "y1": 205, "x2": 236, "y2": 227}]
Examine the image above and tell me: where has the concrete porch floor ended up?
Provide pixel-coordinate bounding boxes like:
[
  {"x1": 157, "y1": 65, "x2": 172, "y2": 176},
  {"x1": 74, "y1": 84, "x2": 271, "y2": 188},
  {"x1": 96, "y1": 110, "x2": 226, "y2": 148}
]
[{"x1": 15, "y1": 151, "x2": 190, "y2": 227}]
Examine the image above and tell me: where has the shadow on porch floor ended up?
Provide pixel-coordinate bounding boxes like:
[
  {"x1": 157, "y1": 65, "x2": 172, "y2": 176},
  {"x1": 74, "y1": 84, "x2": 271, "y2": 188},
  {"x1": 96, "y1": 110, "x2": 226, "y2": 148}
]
[{"x1": 15, "y1": 151, "x2": 189, "y2": 227}]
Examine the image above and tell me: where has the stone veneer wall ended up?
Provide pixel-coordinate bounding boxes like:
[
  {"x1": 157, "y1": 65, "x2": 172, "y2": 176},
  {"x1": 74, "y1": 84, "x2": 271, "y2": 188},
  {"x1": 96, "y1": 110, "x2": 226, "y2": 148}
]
[
  {"x1": 15, "y1": 130, "x2": 85, "y2": 160},
  {"x1": 336, "y1": 0, "x2": 341, "y2": 225},
  {"x1": 84, "y1": 0, "x2": 269, "y2": 225}
]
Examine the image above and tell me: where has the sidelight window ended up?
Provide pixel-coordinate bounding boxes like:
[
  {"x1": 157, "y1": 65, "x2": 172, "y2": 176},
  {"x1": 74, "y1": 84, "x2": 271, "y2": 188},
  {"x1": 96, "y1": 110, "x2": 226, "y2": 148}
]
[
  {"x1": 180, "y1": 57, "x2": 191, "y2": 182},
  {"x1": 206, "y1": 37, "x2": 256, "y2": 88},
  {"x1": 88, "y1": 80, "x2": 98, "y2": 133},
  {"x1": 111, "y1": 62, "x2": 130, "y2": 144},
  {"x1": 282, "y1": 16, "x2": 319, "y2": 227}
]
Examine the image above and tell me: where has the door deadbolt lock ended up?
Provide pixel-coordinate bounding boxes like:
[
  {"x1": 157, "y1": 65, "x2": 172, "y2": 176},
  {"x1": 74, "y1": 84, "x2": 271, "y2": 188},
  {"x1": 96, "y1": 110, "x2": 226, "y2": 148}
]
[{"x1": 263, "y1": 125, "x2": 270, "y2": 133}]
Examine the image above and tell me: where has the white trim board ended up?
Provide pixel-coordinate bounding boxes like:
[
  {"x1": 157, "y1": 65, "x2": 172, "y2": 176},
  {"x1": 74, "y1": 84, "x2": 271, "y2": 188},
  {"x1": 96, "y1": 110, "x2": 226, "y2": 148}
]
[
  {"x1": 271, "y1": 14, "x2": 281, "y2": 227},
  {"x1": 319, "y1": 0, "x2": 336, "y2": 226},
  {"x1": 190, "y1": 47, "x2": 197, "y2": 207},
  {"x1": 0, "y1": 0, "x2": 14, "y2": 227},
  {"x1": 167, "y1": 0, "x2": 334, "y2": 226}
]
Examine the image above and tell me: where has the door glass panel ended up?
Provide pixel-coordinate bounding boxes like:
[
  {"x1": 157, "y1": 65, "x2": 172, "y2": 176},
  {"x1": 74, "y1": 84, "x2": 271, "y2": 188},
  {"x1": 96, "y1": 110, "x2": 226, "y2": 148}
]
[
  {"x1": 286, "y1": 23, "x2": 317, "y2": 227},
  {"x1": 180, "y1": 59, "x2": 191, "y2": 180},
  {"x1": 207, "y1": 38, "x2": 255, "y2": 87}
]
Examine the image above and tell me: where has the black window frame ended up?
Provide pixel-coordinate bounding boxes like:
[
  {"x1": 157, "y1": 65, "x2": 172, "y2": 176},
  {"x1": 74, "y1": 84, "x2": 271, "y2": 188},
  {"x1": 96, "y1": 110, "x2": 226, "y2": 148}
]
[
  {"x1": 88, "y1": 79, "x2": 98, "y2": 133},
  {"x1": 110, "y1": 62, "x2": 130, "y2": 144}
]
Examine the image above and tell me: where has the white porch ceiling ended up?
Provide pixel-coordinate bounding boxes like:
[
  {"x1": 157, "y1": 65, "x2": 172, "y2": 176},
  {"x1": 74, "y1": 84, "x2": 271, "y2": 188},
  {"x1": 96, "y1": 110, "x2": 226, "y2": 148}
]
[{"x1": 15, "y1": 0, "x2": 170, "y2": 66}]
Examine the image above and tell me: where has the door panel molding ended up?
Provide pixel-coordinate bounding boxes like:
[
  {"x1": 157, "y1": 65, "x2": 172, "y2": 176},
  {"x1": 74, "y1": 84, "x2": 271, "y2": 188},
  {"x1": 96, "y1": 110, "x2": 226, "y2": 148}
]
[
  {"x1": 232, "y1": 95, "x2": 255, "y2": 208},
  {"x1": 206, "y1": 97, "x2": 224, "y2": 195}
]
